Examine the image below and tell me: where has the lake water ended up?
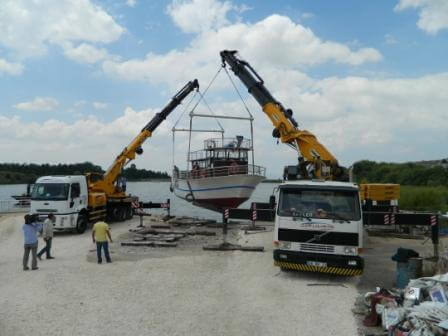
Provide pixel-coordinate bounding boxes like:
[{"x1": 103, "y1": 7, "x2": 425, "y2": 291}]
[{"x1": 0, "y1": 181, "x2": 279, "y2": 220}]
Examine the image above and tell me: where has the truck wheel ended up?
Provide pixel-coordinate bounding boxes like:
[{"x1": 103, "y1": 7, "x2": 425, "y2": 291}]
[
  {"x1": 110, "y1": 207, "x2": 120, "y2": 222},
  {"x1": 125, "y1": 205, "x2": 133, "y2": 220},
  {"x1": 76, "y1": 215, "x2": 87, "y2": 234},
  {"x1": 117, "y1": 207, "x2": 126, "y2": 222}
]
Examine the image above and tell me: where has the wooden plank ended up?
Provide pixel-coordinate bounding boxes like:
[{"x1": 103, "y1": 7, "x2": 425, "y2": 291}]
[
  {"x1": 144, "y1": 233, "x2": 185, "y2": 239},
  {"x1": 151, "y1": 229, "x2": 187, "y2": 235},
  {"x1": 189, "y1": 230, "x2": 216, "y2": 236},
  {"x1": 203, "y1": 244, "x2": 264, "y2": 252},
  {"x1": 121, "y1": 241, "x2": 177, "y2": 247},
  {"x1": 239, "y1": 246, "x2": 264, "y2": 252},
  {"x1": 150, "y1": 224, "x2": 171, "y2": 229},
  {"x1": 142, "y1": 236, "x2": 177, "y2": 242},
  {"x1": 133, "y1": 236, "x2": 177, "y2": 242},
  {"x1": 170, "y1": 219, "x2": 216, "y2": 226}
]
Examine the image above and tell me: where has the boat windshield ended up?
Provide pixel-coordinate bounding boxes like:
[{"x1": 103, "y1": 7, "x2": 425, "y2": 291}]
[
  {"x1": 31, "y1": 183, "x2": 70, "y2": 201},
  {"x1": 278, "y1": 188, "x2": 361, "y2": 221}
]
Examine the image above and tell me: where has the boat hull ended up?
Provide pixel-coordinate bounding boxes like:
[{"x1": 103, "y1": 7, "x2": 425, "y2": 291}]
[{"x1": 172, "y1": 174, "x2": 265, "y2": 212}]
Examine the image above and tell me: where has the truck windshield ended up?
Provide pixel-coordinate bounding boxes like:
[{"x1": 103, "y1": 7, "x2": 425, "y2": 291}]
[
  {"x1": 31, "y1": 183, "x2": 70, "y2": 201},
  {"x1": 278, "y1": 188, "x2": 361, "y2": 221}
]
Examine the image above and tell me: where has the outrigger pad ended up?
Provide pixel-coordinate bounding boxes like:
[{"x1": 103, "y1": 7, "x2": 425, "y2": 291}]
[
  {"x1": 203, "y1": 243, "x2": 264, "y2": 252},
  {"x1": 242, "y1": 225, "x2": 266, "y2": 232}
]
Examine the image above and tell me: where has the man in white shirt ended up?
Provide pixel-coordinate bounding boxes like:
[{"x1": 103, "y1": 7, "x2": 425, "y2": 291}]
[{"x1": 37, "y1": 213, "x2": 55, "y2": 260}]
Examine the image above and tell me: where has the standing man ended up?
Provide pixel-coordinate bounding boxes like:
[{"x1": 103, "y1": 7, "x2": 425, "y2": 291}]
[
  {"x1": 22, "y1": 214, "x2": 42, "y2": 271},
  {"x1": 37, "y1": 213, "x2": 55, "y2": 260},
  {"x1": 92, "y1": 220, "x2": 113, "y2": 264}
]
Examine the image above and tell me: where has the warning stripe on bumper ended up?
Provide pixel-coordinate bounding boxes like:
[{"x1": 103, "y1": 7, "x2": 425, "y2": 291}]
[{"x1": 274, "y1": 261, "x2": 363, "y2": 276}]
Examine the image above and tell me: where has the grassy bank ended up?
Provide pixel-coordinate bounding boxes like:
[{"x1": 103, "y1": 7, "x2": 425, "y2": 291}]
[{"x1": 399, "y1": 185, "x2": 448, "y2": 213}]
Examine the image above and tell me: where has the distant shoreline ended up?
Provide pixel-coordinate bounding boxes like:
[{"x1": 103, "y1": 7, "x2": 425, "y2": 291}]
[{"x1": 0, "y1": 178, "x2": 283, "y2": 186}]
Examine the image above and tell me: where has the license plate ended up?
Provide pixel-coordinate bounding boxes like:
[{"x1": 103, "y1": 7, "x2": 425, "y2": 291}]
[{"x1": 306, "y1": 261, "x2": 327, "y2": 267}]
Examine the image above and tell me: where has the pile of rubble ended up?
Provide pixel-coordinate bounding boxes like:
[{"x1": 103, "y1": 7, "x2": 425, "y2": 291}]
[
  {"x1": 358, "y1": 273, "x2": 448, "y2": 335},
  {"x1": 120, "y1": 216, "x2": 217, "y2": 248}
]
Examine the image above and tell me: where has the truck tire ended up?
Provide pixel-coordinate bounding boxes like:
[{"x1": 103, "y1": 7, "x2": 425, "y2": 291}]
[
  {"x1": 110, "y1": 207, "x2": 119, "y2": 222},
  {"x1": 109, "y1": 206, "x2": 127, "y2": 222},
  {"x1": 117, "y1": 207, "x2": 126, "y2": 222},
  {"x1": 76, "y1": 215, "x2": 87, "y2": 234},
  {"x1": 125, "y1": 205, "x2": 133, "y2": 220}
]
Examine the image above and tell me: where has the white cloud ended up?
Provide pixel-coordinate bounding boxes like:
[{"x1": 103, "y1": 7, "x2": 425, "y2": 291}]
[
  {"x1": 0, "y1": 0, "x2": 125, "y2": 59},
  {"x1": 395, "y1": 0, "x2": 448, "y2": 34},
  {"x1": 103, "y1": 14, "x2": 382, "y2": 88},
  {"x1": 0, "y1": 107, "x2": 175, "y2": 171},
  {"x1": 13, "y1": 97, "x2": 59, "y2": 111},
  {"x1": 2, "y1": 72, "x2": 447, "y2": 174},
  {"x1": 62, "y1": 43, "x2": 112, "y2": 64},
  {"x1": 167, "y1": 0, "x2": 235, "y2": 33},
  {"x1": 385, "y1": 34, "x2": 398, "y2": 44},
  {"x1": 301, "y1": 12, "x2": 314, "y2": 20},
  {"x1": 93, "y1": 102, "x2": 108, "y2": 110},
  {"x1": 126, "y1": 0, "x2": 137, "y2": 7},
  {"x1": 0, "y1": 58, "x2": 24, "y2": 75},
  {"x1": 74, "y1": 100, "x2": 87, "y2": 107}
]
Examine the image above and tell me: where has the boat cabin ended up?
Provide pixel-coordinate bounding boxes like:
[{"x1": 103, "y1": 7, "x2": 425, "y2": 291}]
[{"x1": 189, "y1": 136, "x2": 251, "y2": 178}]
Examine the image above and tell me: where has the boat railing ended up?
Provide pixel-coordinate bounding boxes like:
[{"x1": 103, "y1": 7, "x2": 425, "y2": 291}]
[
  {"x1": 176, "y1": 164, "x2": 266, "y2": 180},
  {"x1": 204, "y1": 138, "x2": 251, "y2": 150},
  {"x1": 188, "y1": 150, "x2": 208, "y2": 161},
  {"x1": 188, "y1": 150, "x2": 249, "y2": 161}
]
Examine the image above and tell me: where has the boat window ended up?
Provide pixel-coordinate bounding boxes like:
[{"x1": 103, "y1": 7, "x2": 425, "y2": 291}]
[
  {"x1": 278, "y1": 188, "x2": 360, "y2": 221},
  {"x1": 31, "y1": 183, "x2": 70, "y2": 201}
]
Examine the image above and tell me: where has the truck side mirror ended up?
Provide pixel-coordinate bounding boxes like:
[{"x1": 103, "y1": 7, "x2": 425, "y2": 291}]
[{"x1": 70, "y1": 201, "x2": 74, "y2": 208}]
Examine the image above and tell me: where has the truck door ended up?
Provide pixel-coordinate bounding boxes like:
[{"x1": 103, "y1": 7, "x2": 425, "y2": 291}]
[{"x1": 70, "y1": 183, "x2": 81, "y2": 211}]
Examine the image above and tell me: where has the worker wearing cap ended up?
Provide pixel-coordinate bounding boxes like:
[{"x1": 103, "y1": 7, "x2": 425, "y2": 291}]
[{"x1": 37, "y1": 213, "x2": 55, "y2": 260}]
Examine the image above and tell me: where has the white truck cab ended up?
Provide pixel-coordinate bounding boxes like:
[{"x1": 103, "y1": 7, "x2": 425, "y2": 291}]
[
  {"x1": 30, "y1": 176, "x2": 89, "y2": 233},
  {"x1": 273, "y1": 179, "x2": 364, "y2": 276}
]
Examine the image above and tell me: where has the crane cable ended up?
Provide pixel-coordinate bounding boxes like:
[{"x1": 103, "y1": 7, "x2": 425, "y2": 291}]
[
  {"x1": 187, "y1": 67, "x2": 225, "y2": 132},
  {"x1": 171, "y1": 89, "x2": 199, "y2": 169},
  {"x1": 223, "y1": 66, "x2": 254, "y2": 120},
  {"x1": 224, "y1": 66, "x2": 299, "y2": 154}
]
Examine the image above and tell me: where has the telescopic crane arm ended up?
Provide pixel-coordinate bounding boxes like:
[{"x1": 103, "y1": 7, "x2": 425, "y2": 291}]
[
  {"x1": 220, "y1": 50, "x2": 342, "y2": 180},
  {"x1": 89, "y1": 79, "x2": 199, "y2": 194}
]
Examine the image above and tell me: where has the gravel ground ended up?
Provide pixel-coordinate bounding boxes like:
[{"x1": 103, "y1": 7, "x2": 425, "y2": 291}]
[{"x1": 0, "y1": 214, "x2": 359, "y2": 336}]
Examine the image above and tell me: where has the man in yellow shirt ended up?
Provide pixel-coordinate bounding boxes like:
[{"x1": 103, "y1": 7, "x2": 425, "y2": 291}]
[{"x1": 92, "y1": 221, "x2": 113, "y2": 264}]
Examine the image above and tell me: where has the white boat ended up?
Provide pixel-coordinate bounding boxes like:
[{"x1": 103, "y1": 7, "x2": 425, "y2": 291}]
[
  {"x1": 170, "y1": 73, "x2": 265, "y2": 212},
  {"x1": 171, "y1": 137, "x2": 265, "y2": 212}
]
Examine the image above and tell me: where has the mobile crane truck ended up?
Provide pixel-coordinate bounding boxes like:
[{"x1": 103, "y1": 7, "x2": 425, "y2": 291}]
[
  {"x1": 221, "y1": 50, "x2": 364, "y2": 275},
  {"x1": 30, "y1": 80, "x2": 199, "y2": 233},
  {"x1": 221, "y1": 50, "x2": 440, "y2": 276}
]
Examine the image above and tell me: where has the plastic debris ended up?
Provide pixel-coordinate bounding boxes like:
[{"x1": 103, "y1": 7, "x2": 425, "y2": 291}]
[{"x1": 360, "y1": 272, "x2": 448, "y2": 335}]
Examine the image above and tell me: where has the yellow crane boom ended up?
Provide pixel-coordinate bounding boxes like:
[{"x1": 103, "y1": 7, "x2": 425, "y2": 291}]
[
  {"x1": 220, "y1": 50, "x2": 344, "y2": 180},
  {"x1": 87, "y1": 79, "x2": 199, "y2": 199}
]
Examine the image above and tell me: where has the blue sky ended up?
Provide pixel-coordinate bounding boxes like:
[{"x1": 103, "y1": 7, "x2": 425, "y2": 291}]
[{"x1": 1, "y1": 0, "x2": 447, "y2": 178}]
